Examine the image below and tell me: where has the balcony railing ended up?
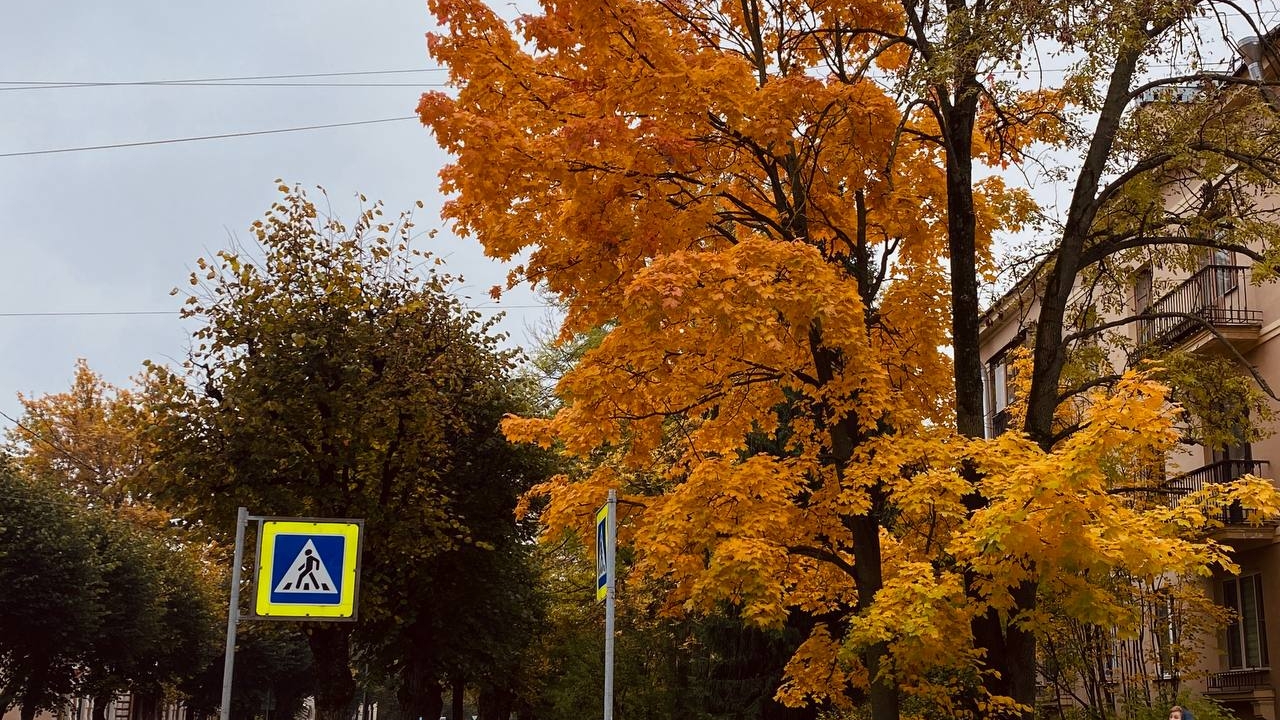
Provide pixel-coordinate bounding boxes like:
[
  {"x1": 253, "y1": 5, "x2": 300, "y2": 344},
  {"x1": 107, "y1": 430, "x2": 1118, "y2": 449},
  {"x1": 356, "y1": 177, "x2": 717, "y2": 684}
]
[
  {"x1": 1168, "y1": 460, "x2": 1271, "y2": 524},
  {"x1": 1208, "y1": 667, "x2": 1270, "y2": 692},
  {"x1": 991, "y1": 409, "x2": 1011, "y2": 438},
  {"x1": 1138, "y1": 265, "x2": 1262, "y2": 347}
]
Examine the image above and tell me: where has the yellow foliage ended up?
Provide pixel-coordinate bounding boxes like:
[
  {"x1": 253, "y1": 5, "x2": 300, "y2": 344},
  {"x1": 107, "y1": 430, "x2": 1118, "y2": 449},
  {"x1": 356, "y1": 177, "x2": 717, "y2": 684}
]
[{"x1": 420, "y1": 0, "x2": 1280, "y2": 709}]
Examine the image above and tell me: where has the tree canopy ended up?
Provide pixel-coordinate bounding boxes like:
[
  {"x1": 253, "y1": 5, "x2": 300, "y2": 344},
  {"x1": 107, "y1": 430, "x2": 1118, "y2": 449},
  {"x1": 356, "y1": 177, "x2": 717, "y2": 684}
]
[
  {"x1": 140, "y1": 185, "x2": 553, "y2": 720},
  {"x1": 419, "y1": 0, "x2": 1280, "y2": 716},
  {"x1": 0, "y1": 459, "x2": 220, "y2": 720}
]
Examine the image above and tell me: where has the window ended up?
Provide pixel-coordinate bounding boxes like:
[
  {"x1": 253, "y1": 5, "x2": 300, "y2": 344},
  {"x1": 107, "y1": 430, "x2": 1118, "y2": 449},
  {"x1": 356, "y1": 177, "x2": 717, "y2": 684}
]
[
  {"x1": 1134, "y1": 265, "x2": 1153, "y2": 315},
  {"x1": 1134, "y1": 265, "x2": 1154, "y2": 344},
  {"x1": 991, "y1": 361, "x2": 1008, "y2": 412},
  {"x1": 1155, "y1": 592, "x2": 1178, "y2": 679},
  {"x1": 1201, "y1": 247, "x2": 1237, "y2": 304},
  {"x1": 1223, "y1": 575, "x2": 1269, "y2": 669},
  {"x1": 987, "y1": 355, "x2": 1014, "y2": 438},
  {"x1": 985, "y1": 328, "x2": 1033, "y2": 438}
]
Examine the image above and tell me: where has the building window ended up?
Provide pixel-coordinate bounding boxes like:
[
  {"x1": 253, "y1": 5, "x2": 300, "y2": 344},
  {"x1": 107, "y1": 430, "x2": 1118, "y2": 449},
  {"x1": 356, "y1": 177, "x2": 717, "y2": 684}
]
[
  {"x1": 985, "y1": 329, "x2": 1032, "y2": 438},
  {"x1": 1155, "y1": 592, "x2": 1178, "y2": 679},
  {"x1": 987, "y1": 355, "x2": 1013, "y2": 438},
  {"x1": 1134, "y1": 265, "x2": 1153, "y2": 344},
  {"x1": 991, "y1": 360, "x2": 1009, "y2": 413},
  {"x1": 1203, "y1": 247, "x2": 1238, "y2": 302},
  {"x1": 1134, "y1": 265, "x2": 1153, "y2": 315},
  {"x1": 1223, "y1": 574, "x2": 1268, "y2": 669}
]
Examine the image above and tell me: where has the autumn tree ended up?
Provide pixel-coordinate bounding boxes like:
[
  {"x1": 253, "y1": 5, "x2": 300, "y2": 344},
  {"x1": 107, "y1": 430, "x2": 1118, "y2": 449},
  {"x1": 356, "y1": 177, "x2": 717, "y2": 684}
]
[
  {"x1": 141, "y1": 185, "x2": 550, "y2": 720},
  {"x1": 6, "y1": 360, "x2": 168, "y2": 528},
  {"x1": 877, "y1": 0, "x2": 1280, "y2": 710},
  {"x1": 419, "y1": 0, "x2": 1280, "y2": 718},
  {"x1": 518, "y1": 323, "x2": 819, "y2": 720},
  {"x1": 5, "y1": 363, "x2": 230, "y2": 720}
]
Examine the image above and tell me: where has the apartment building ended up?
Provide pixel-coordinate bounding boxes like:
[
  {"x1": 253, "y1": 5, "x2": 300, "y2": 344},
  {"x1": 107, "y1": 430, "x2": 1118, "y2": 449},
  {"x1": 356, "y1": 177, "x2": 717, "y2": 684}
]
[
  {"x1": 983, "y1": 255, "x2": 1280, "y2": 716},
  {"x1": 977, "y1": 35, "x2": 1280, "y2": 720}
]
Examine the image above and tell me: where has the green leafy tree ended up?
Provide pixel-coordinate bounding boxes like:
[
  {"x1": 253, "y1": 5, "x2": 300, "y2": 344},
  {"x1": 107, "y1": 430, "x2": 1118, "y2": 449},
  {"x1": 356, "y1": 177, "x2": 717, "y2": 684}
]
[
  {"x1": 142, "y1": 185, "x2": 540, "y2": 720},
  {"x1": 79, "y1": 519, "x2": 221, "y2": 720},
  {"x1": 5, "y1": 364, "x2": 227, "y2": 720},
  {"x1": 0, "y1": 461, "x2": 102, "y2": 720}
]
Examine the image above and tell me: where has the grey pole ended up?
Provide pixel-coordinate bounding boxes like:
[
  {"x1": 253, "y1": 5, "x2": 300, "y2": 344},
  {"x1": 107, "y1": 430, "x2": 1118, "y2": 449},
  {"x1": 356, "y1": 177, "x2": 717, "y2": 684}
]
[
  {"x1": 603, "y1": 490, "x2": 617, "y2": 720},
  {"x1": 219, "y1": 507, "x2": 250, "y2": 720}
]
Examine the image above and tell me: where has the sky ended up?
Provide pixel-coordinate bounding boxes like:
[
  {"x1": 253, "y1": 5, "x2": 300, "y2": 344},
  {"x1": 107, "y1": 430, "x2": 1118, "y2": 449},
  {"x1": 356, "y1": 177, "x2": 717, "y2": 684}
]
[
  {"x1": 0, "y1": 0, "x2": 554, "y2": 425},
  {"x1": 3, "y1": 1, "x2": 1278, "y2": 428}
]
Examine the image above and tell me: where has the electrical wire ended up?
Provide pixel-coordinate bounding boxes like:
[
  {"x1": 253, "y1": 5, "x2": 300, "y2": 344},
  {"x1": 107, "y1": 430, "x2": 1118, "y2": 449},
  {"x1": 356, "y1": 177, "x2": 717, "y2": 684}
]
[
  {"x1": 0, "y1": 116, "x2": 419, "y2": 158},
  {"x1": 0, "y1": 409, "x2": 109, "y2": 482},
  {"x1": 0, "y1": 311, "x2": 174, "y2": 317},
  {"x1": 3, "y1": 81, "x2": 449, "y2": 90},
  {"x1": 0, "y1": 304, "x2": 557, "y2": 318},
  {"x1": 0, "y1": 68, "x2": 447, "y2": 91}
]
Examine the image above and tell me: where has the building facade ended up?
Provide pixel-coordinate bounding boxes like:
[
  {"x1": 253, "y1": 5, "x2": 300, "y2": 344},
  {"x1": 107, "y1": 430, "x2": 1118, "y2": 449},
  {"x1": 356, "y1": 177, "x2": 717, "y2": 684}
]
[{"x1": 980, "y1": 139, "x2": 1280, "y2": 720}]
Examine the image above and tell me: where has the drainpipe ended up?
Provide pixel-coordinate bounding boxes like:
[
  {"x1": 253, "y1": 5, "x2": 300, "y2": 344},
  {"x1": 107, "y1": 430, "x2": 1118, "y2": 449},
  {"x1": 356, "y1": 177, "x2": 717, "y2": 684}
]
[{"x1": 1236, "y1": 36, "x2": 1280, "y2": 106}]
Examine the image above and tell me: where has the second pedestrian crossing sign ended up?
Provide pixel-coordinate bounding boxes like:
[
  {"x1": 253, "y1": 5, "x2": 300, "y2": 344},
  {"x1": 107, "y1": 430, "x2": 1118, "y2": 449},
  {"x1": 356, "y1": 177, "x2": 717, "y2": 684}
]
[{"x1": 254, "y1": 519, "x2": 363, "y2": 620}]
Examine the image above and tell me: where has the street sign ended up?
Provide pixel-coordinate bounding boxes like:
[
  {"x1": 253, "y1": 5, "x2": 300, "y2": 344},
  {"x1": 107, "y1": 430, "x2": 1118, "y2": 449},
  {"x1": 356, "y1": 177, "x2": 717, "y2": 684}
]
[
  {"x1": 595, "y1": 503, "x2": 609, "y2": 602},
  {"x1": 253, "y1": 518, "x2": 363, "y2": 620}
]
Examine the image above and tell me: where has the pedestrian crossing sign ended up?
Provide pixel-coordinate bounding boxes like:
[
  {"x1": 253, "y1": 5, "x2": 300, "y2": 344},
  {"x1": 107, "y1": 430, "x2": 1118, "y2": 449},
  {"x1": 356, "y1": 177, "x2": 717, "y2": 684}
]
[{"x1": 253, "y1": 519, "x2": 363, "y2": 620}]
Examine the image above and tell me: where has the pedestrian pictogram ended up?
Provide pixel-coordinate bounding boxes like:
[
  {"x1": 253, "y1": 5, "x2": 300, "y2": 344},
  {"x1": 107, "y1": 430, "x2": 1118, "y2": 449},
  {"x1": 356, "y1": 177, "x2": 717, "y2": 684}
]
[
  {"x1": 253, "y1": 518, "x2": 363, "y2": 620},
  {"x1": 274, "y1": 540, "x2": 336, "y2": 592}
]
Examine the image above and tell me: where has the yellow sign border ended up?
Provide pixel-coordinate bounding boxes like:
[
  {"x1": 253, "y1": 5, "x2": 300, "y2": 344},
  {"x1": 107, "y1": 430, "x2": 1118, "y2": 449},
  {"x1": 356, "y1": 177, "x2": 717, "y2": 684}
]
[{"x1": 254, "y1": 520, "x2": 361, "y2": 619}]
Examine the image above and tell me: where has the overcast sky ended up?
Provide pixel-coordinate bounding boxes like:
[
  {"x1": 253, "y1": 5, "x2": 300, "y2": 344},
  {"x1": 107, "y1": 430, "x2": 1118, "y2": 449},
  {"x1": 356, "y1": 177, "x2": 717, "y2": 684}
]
[
  {"x1": 0, "y1": 0, "x2": 553, "y2": 425},
  {"x1": 3, "y1": 1, "x2": 1275, "y2": 428}
]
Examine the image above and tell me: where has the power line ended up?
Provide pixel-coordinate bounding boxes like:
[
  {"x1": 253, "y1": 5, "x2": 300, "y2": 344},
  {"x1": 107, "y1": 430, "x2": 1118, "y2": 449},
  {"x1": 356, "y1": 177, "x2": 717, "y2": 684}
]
[
  {"x1": 2, "y1": 81, "x2": 449, "y2": 90},
  {"x1": 0, "y1": 116, "x2": 419, "y2": 158},
  {"x1": 0, "y1": 310, "x2": 175, "y2": 315},
  {"x1": 0, "y1": 58, "x2": 1254, "y2": 90},
  {"x1": 0, "y1": 409, "x2": 109, "y2": 482},
  {"x1": 0, "y1": 68, "x2": 447, "y2": 91},
  {"x1": 0, "y1": 305, "x2": 558, "y2": 318}
]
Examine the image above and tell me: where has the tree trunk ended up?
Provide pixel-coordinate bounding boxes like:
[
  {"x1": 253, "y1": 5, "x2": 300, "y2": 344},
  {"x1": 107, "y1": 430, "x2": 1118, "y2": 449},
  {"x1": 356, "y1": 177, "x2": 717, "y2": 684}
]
[
  {"x1": 1024, "y1": 46, "x2": 1143, "y2": 447},
  {"x1": 398, "y1": 654, "x2": 443, "y2": 720},
  {"x1": 19, "y1": 665, "x2": 48, "y2": 720},
  {"x1": 20, "y1": 696, "x2": 38, "y2": 720},
  {"x1": 942, "y1": 88, "x2": 1040, "y2": 718},
  {"x1": 848, "y1": 513, "x2": 898, "y2": 720},
  {"x1": 450, "y1": 677, "x2": 464, "y2": 720},
  {"x1": 808, "y1": 320, "x2": 899, "y2": 720},
  {"x1": 476, "y1": 686, "x2": 512, "y2": 720},
  {"x1": 945, "y1": 96, "x2": 987, "y2": 444},
  {"x1": 307, "y1": 625, "x2": 357, "y2": 720},
  {"x1": 92, "y1": 693, "x2": 113, "y2": 720}
]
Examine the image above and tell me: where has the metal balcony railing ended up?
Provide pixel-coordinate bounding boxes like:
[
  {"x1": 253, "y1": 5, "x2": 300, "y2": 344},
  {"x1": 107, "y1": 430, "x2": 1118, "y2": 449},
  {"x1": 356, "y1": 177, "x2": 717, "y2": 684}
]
[
  {"x1": 1138, "y1": 265, "x2": 1262, "y2": 347},
  {"x1": 1208, "y1": 667, "x2": 1270, "y2": 691},
  {"x1": 1167, "y1": 460, "x2": 1271, "y2": 524},
  {"x1": 991, "y1": 409, "x2": 1011, "y2": 438}
]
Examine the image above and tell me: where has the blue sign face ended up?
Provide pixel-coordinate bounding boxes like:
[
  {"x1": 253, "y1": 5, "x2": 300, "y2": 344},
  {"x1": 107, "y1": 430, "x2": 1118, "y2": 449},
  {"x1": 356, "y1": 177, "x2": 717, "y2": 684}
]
[{"x1": 268, "y1": 533, "x2": 347, "y2": 606}]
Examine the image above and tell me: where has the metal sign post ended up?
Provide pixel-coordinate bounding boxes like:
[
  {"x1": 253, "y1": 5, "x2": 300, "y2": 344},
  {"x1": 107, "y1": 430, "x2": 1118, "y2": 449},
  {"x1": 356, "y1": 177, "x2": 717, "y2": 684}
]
[
  {"x1": 601, "y1": 490, "x2": 617, "y2": 720},
  {"x1": 219, "y1": 507, "x2": 249, "y2": 720}
]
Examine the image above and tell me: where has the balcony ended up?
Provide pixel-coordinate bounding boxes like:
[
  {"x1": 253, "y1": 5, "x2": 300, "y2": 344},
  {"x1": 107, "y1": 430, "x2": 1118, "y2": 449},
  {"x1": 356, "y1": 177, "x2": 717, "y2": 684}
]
[
  {"x1": 1168, "y1": 460, "x2": 1276, "y2": 544},
  {"x1": 1138, "y1": 265, "x2": 1262, "y2": 351},
  {"x1": 1209, "y1": 668, "x2": 1271, "y2": 693}
]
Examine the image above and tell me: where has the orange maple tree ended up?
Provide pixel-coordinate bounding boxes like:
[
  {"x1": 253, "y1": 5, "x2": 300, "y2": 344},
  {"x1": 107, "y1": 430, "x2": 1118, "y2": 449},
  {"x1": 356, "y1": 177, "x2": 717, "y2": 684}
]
[{"x1": 418, "y1": 0, "x2": 1280, "y2": 716}]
